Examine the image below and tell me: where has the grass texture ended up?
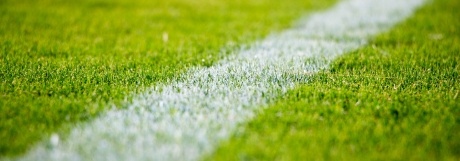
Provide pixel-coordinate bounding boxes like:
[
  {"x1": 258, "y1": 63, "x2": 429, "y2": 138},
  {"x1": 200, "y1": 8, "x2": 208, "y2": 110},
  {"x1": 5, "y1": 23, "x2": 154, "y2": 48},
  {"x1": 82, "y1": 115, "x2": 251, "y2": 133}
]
[
  {"x1": 0, "y1": 0, "x2": 336, "y2": 157},
  {"x1": 209, "y1": 0, "x2": 460, "y2": 160},
  {"x1": 12, "y1": 0, "x2": 426, "y2": 160}
]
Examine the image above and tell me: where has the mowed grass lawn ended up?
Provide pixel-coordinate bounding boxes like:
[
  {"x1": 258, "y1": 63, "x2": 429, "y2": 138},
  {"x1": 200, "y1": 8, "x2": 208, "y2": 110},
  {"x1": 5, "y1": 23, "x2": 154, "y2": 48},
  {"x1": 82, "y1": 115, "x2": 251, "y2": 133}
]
[
  {"x1": 1, "y1": 0, "x2": 459, "y2": 160},
  {"x1": 209, "y1": 0, "x2": 460, "y2": 160},
  {"x1": 0, "y1": 0, "x2": 336, "y2": 157}
]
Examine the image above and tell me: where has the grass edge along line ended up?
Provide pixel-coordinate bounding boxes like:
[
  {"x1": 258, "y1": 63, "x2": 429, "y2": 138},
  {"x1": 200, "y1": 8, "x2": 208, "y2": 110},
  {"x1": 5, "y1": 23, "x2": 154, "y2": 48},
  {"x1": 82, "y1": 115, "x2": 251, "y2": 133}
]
[
  {"x1": 0, "y1": 0, "x2": 336, "y2": 156},
  {"x1": 209, "y1": 0, "x2": 460, "y2": 160},
  {"x1": 11, "y1": 0, "x2": 425, "y2": 160}
]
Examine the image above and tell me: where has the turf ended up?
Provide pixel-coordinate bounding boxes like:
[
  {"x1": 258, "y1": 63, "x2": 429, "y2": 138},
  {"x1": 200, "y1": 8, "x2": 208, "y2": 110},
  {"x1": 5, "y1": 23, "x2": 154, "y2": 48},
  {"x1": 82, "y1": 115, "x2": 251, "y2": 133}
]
[
  {"x1": 0, "y1": 0, "x2": 336, "y2": 157},
  {"x1": 208, "y1": 0, "x2": 460, "y2": 160}
]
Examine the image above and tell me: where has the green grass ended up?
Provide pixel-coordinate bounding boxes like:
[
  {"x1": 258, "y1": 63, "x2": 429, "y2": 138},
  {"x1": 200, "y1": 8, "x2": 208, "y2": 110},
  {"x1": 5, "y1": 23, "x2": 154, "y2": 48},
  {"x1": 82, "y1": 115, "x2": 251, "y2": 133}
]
[
  {"x1": 208, "y1": 0, "x2": 460, "y2": 160},
  {"x1": 0, "y1": 0, "x2": 337, "y2": 157}
]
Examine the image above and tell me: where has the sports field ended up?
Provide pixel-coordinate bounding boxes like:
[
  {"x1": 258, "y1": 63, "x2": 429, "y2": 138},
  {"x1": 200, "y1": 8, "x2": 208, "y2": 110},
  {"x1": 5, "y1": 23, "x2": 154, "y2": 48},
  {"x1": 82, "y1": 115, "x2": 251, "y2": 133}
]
[{"x1": 1, "y1": 0, "x2": 459, "y2": 160}]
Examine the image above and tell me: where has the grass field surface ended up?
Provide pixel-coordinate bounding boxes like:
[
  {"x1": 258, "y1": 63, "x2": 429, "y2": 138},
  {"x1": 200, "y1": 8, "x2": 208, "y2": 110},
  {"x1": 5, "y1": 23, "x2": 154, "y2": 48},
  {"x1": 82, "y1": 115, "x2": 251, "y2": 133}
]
[
  {"x1": 0, "y1": 0, "x2": 459, "y2": 160},
  {"x1": 0, "y1": 0, "x2": 335, "y2": 157},
  {"x1": 12, "y1": 0, "x2": 426, "y2": 160},
  {"x1": 209, "y1": 0, "x2": 460, "y2": 160}
]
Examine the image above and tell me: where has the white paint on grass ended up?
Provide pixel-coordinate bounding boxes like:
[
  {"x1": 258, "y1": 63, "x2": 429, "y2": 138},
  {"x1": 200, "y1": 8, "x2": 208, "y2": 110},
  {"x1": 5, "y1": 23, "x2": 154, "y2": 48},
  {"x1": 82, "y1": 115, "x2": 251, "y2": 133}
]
[{"x1": 16, "y1": 0, "x2": 425, "y2": 160}]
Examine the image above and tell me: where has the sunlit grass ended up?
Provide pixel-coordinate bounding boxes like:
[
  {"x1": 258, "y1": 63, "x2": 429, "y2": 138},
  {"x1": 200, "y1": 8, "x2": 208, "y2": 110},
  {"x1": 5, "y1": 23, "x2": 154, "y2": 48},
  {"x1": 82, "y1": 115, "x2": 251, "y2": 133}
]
[
  {"x1": 209, "y1": 0, "x2": 460, "y2": 160},
  {"x1": 0, "y1": 0, "x2": 336, "y2": 156}
]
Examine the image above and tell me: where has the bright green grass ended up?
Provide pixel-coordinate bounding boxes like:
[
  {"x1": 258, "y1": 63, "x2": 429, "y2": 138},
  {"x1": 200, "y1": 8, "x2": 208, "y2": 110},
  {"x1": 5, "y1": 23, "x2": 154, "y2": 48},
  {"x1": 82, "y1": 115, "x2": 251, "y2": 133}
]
[
  {"x1": 0, "y1": 0, "x2": 336, "y2": 157},
  {"x1": 209, "y1": 0, "x2": 460, "y2": 160}
]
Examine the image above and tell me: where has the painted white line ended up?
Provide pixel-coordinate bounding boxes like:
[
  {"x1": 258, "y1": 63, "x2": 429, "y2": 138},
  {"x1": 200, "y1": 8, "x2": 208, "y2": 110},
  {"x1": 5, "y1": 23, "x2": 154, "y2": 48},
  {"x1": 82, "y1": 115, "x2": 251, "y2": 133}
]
[{"x1": 15, "y1": 0, "x2": 425, "y2": 160}]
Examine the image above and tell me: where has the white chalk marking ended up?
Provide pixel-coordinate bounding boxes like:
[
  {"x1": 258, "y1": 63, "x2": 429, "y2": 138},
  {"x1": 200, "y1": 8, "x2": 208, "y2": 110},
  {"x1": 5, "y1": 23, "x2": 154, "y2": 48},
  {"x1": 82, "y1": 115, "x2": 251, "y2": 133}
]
[{"x1": 15, "y1": 0, "x2": 425, "y2": 160}]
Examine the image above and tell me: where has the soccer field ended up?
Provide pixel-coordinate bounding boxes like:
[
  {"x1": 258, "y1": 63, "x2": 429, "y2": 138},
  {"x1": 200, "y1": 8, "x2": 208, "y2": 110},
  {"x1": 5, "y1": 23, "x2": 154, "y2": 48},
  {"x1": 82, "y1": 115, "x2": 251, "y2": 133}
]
[{"x1": 1, "y1": 0, "x2": 459, "y2": 160}]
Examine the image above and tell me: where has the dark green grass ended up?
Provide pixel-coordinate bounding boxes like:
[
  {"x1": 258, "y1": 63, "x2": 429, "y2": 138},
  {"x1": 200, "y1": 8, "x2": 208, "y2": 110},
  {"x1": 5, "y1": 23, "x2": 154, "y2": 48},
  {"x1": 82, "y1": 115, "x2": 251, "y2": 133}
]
[
  {"x1": 209, "y1": 0, "x2": 460, "y2": 160},
  {"x1": 0, "y1": 0, "x2": 336, "y2": 157}
]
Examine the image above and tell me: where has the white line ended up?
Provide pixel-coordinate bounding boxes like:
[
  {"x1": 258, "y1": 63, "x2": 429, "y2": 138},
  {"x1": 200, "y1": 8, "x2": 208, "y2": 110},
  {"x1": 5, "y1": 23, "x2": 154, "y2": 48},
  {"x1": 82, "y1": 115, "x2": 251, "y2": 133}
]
[{"x1": 14, "y1": 0, "x2": 425, "y2": 160}]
